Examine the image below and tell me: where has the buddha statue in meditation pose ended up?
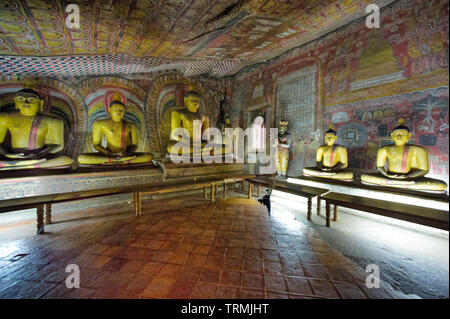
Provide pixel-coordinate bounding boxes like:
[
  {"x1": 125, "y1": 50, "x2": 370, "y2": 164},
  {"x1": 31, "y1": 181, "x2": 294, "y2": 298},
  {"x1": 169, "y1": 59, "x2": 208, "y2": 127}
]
[
  {"x1": 0, "y1": 89, "x2": 73, "y2": 170},
  {"x1": 275, "y1": 120, "x2": 291, "y2": 178},
  {"x1": 77, "y1": 93, "x2": 153, "y2": 165},
  {"x1": 361, "y1": 119, "x2": 447, "y2": 191},
  {"x1": 302, "y1": 125, "x2": 353, "y2": 181},
  {"x1": 167, "y1": 90, "x2": 218, "y2": 157}
]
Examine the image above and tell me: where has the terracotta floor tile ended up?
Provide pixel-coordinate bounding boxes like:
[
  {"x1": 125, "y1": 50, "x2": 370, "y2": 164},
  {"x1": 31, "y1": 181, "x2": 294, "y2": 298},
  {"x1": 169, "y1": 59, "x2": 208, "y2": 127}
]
[
  {"x1": 199, "y1": 268, "x2": 221, "y2": 284},
  {"x1": 167, "y1": 252, "x2": 189, "y2": 265},
  {"x1": 334, "y1": 282, "x2": 367, "y2": 299},
  {"x1": 264, "y1": 261, "x2": 283, "y2": 275},
  {"x1": 223, "y1": 258, "x2": 243, "y2": 271},
  {"x1": 167, "y1": 280, "x2": 195, "y2": 299},
  {"x1": 66, "y1": 287, "x2": 96, "y2": 299},
  {"x1": 190, "y1": 283, "x2": 217, "y2": 299},
  {"x1": 120, "y1": 259, "x2": 146, "y2": 273},
  {"x1": 242, "y1": 273, "x2": 264, "y2": 290},
  {"x1": 146, "y1": 240, "x2": 165, "y2": 250},
  {"x1": 262, "y1": 250, "x2": 281, "y2": 262},
  {"x1": 220, "y1": 270, "x2": 242, "y2": 287},
  {"x1": 192, "y1": 245, "x2": 211, "y2": 255},
  {"x1": 326, "y1": 267, "x2": 355, "y2": 282},
  {"x1": 302, "y1": 264, "x2": 330, "y2": 280},
  {"x1": 244, "y1": 248, "x2": 262, "y2": 260},
  {"x1": 244, "y1": 259, "x2": 263, "y2": 273},
  {"x1": 216, "y1": 286, "x2": 239, "y2": 299},
  {"x1": 226, "y1": 248, "x2": 244, "y2": 259},
  {"x1": 102, "y1": 257, "x2": 129, "y2": 272},
  {"x1": 175, "y1": 243, "x2": 195, "y2": 254},
  {"x1": 239, "y1": 288, "x2": 264, "y2": 299},
  {"x1": 41, "y1": 284, "x2": 71, "y2": 299},
  {"x1": 125, "y1": 275, "x2": 154, "y2": 294},
  {"x1": 102, "y1": 246, "x2": 126, "y2": 257},
  {"x1": 283, "y1": 262, "x2": 305, "y2": 277},
  {"x1": 186, "y1": 254, "x2": 206, "y2": 267},
  {"x1": 265, "y1": 274, "x2": 288, "y2": 293},
  {"x1": 149, "y1": 250, "x2": 172, "y2": 263},
  {"x1": 309, "y1": 279, "x2": 340, "y2": 298},
  {"x1": 139, "y1": 261, "x2": 165, "y2": 276},
  {"x1": 142, "y1": 278, "x2": 175, "y2": 299},
  {"x1": 267, "y1": 292, "x2": 290, "y2": 299},
  {"x1": 130, "y1": 239, "x2": 150, "y2": 248},
  {"x1": 85, "y1": 255, "x2": 112, "y2": 269},
  {"x1": 204, "y1": 256, "x2": 224, "y2": 269},
  {"x1": 286, "y1": 277, "x2": 313, "y2": 295},
  {"x1": 160, "y1": 242, "x2": 179, "y2": 252},
  {"x1": 178, "y1": 266, "x2": 202, "y2": 282},
  {"x1": 158, "y1": 264, "x2": 182, "y2": 279},
  {"x1": 209, "y1": 246, "x2": 227, "y2": 257},
  {"x1": 198, "y1": 236, "x2": 215, "y2": 245}
]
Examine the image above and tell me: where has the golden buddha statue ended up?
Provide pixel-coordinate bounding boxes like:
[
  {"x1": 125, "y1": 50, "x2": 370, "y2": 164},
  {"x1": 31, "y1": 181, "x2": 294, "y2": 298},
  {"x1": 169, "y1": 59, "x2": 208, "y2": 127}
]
[
  {"x1": 77, "y1": 93, "x2": 153, "y2": 165},
  {"x1": 361, "y1": 119, "x2": 447, "y2": 191},
  {"x1": 0, "y1": 89, "x2": 73, "y2": 170},
  {"x1": 275, "y1": 120, "x2": 291, "y2": 178},
  {"x1": 302, "y1": 125, "x2": 353, "y2": 181},
  {"x1": 167, "y1": 90, "x2": 211, "y2": 157}
]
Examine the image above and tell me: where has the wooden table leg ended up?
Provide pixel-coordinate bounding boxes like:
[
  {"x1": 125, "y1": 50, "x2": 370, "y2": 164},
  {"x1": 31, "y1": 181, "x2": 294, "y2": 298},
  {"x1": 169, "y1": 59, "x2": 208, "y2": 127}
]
[
  {"x1": 36, "y1": 204, "x2": 45, "y2": 234},
  {"x1": 44, "y1": 203, "x2": 52, "y2": 225},
  {"x1": 325, "y1": 201, "x2": 331, "y2": 228},
  {"x1": 211, "y1": 184, "x2": 215, "y2": 202},
  {"x1": 307, "y1": 197, "x2": 312, "y2": 221},
  {"x1": 333, "y1": 205, "x2": 338, "y2": 222},
  {"x1": 248, "y1": 183, "x2": 253, "y2": 199},
  {"x1": 317, "y1": 197, "x2": 321, "y2": 216},
  {"x1": 134, "y1": 192, "x2": 141, "y2": 216},
  {"x1": 223, "y1": 182, "x2": 226, "y2": 200},
  {"x1": 257, "y1": 185, "x2": 261, "y2": 197},
  {"x1": 204, "y1": 185, "x2": 207, "y2": 199}
]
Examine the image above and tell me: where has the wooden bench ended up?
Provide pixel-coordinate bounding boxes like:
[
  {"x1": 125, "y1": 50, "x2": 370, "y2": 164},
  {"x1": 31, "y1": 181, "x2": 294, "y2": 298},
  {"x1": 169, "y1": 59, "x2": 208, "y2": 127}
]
[
  {"x1": 0, "y1": 169, "x2": 254, "y2": 234},
  {"x1": 321, "y1": 192, "x2": 449, "y2": 231},
  {"x1": 134, "y1": 174, "x2": 255, "y2": 216},
  {"x1": 246, "y1": 177, "x2": 329, "y2": 221}
]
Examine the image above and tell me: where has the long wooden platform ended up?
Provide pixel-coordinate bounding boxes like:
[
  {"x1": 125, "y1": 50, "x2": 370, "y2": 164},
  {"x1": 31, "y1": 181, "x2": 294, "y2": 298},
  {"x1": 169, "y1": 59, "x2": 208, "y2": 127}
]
[
  {"x1": 0, "y1": 162, "x2": 253, "y2": 234},
  {"x1": 321, "y1": 192, "x2": 449, "y2": 231}
]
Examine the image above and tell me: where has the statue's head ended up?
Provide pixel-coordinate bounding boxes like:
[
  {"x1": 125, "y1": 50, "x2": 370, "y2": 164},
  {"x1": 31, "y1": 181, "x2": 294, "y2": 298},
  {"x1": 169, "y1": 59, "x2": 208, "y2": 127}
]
[
  {"x1": 279, "y1": 120, "x2": 288, "y2": 134},
  {"x1": 109, "y1": 93, "x2": 125, "y2": 122},
  {"x1": 391, "y1": 118, "x2": 411, "y2": 146},
  {"x1": 14, "y1": 89, "x2": 44, "y2": 116},
  {"x1": 325, "y1": 124, "x2": 337, "y2": 146},
  {"x1": 184, "y1": 90, "x2": 201, "y2": 113}
]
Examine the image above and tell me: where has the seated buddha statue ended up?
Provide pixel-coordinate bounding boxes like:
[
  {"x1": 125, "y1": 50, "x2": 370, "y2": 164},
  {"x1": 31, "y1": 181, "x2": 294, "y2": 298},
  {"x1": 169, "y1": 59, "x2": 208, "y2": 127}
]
[
  {"x1": 302, "y1": 125, "x2": 353, "y2": 181},
  {"x1": 167, "y1": 90, "x2": 230, "y2": 158},
  {"x1": 77, "y1": 93, "x2": 153, "y2": 166},
  {"x1": 0, "y1": 89, "x2": 73, "y2": 170},
  {"x1": 361, "y1": 119, "x2": 447, "y2": 191}
]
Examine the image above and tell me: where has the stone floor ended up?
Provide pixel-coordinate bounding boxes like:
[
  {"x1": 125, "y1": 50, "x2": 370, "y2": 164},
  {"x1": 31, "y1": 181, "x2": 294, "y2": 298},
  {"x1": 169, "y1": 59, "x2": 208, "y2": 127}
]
[{"x1": 0, "y1": 193, "x2": 397, "y2": 299}]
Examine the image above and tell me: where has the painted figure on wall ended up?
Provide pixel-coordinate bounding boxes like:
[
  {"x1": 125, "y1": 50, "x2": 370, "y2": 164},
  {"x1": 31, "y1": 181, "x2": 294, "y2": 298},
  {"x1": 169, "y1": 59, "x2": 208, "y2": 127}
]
[
  {"x1": 78, "y1": 92, "x2": 153, "y2": 165},
  {"x1": 302, "y1": 124, "x2": 354, "y2": 181},
  {"x1": 361, "y1": 119, "x2": 447, "y2": 191},
  {"x1": 0, "y1": 89, "x2": 73, "y2": 170},
  {"x1": 275, "y1": 120, "x2": 291, "y2": 178}
]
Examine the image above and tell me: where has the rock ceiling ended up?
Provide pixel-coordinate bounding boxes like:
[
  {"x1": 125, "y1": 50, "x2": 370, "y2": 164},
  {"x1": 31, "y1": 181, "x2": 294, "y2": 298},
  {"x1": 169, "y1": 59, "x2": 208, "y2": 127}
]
[{"x1": 0, "y1": 0, "x2": 395, "y2": 77}]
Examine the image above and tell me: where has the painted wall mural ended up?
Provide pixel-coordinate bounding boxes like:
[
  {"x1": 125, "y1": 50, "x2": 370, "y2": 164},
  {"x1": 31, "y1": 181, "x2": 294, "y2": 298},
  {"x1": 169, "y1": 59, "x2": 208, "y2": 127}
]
[{"x1": 230, "y1": 0, "x2": 449, "y2": 182}]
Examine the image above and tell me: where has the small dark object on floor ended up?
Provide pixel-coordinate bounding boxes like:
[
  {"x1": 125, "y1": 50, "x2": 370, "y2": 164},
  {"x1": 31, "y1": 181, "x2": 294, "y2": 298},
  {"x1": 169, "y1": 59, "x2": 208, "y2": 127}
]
[{"x1": 258, "y1": 194, "x2": 271, "y2": 215}]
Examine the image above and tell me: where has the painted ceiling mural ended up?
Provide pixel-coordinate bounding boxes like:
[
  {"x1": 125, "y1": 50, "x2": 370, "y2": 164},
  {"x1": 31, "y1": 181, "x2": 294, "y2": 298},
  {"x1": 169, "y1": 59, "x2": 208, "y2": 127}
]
[{"x1": 0, "y1": 0, "x2": 395, "y2": 77}]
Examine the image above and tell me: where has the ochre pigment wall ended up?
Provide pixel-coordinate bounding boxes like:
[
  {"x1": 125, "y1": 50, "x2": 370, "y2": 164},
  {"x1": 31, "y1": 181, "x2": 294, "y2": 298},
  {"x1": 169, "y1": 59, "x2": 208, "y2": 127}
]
[
  {"x1": 0, "y1": 73, "x2": 224, "y2": 160},
  {"x1": 229, "y1": 0, "x2": 449, "y2": 183}
]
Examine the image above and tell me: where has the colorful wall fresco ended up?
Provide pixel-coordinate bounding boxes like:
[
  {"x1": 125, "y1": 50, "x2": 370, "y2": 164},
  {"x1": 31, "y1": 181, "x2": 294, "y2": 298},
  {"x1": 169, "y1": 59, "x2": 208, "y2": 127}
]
[{"x1": 230, "y1": 0, "x2": 449, "y2": 183}]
